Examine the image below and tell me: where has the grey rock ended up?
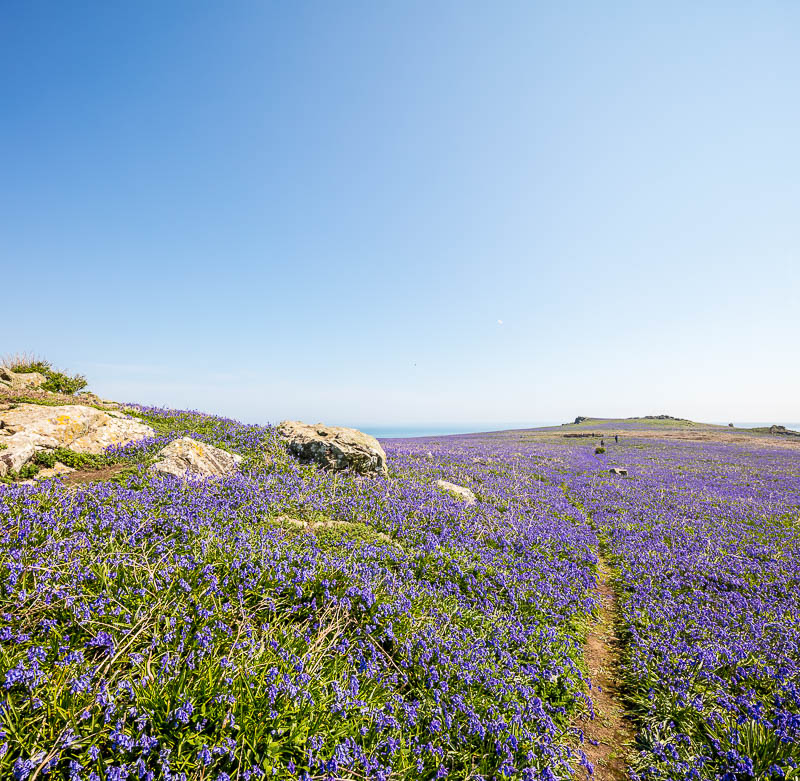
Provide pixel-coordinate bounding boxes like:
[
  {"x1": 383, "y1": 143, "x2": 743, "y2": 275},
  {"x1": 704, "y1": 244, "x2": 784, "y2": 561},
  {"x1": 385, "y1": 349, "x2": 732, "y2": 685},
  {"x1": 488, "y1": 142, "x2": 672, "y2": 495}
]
[
  {"x1": 769, "y1": 425, "x2": 800, "y2": 437},
  {"x1": 609, "y1": 468, "x2": 628, "y2": 476},
  {"x1": 277, "y1": 420, "x2": 388, "y2": 475}
]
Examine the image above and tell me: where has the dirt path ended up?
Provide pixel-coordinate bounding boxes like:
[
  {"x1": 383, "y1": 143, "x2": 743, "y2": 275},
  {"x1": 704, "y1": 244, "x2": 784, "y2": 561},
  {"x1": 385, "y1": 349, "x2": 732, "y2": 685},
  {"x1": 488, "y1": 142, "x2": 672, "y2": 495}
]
[{"x1": 575, "y1": 554, "x2": 635, "y2": 779}]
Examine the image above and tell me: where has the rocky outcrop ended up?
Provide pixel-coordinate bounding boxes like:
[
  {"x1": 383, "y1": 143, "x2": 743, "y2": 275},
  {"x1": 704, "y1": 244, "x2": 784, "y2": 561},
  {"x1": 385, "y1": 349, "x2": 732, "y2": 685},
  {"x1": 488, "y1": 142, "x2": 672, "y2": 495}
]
[
  {"x1": 609, "y1": 468, "x2": 628, "y2": 476},
  {"x1": 436, "y1": 479, "x2": 477, "y2": 505},
  {"x1": 573, "y1": 416, "x2": 589, "y2": 424},
  {"x1": 0, "y1": 404, "x2": 154, "y2": 454},
  {"x1": 0, "y1": 404, "x2": 154, "y2": 477},
  {"x1": 769, "y1": 425, "x2": 800, "y2": 437},
  {"x1": 150, "y1": 437, "x2": 242, "y2": 480},
  {"x1": 0, "y1": 367, "x2": 46, "y2": 391},
  {"x1": 277, "y1": 421, "x2": 388, "y2": 475}
]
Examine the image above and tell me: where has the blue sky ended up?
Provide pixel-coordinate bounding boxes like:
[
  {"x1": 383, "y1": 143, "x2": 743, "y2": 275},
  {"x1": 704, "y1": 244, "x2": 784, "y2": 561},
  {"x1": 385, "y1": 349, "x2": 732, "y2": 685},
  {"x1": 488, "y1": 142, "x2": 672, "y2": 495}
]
[{"x1": 2, "y1": 2, "x2": 798, "y2": 427}]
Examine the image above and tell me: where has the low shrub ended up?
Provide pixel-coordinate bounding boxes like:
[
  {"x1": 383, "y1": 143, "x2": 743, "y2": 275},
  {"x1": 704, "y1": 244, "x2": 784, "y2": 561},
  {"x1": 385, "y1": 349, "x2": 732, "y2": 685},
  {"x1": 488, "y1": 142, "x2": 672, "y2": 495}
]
[
  {"x1": 1, "y1": 355, "x2": 87, "y2": 394},
  {"x1": 17, "y1": 462, "x2": 40, "y2": 479},
  {"x1": 32, "y1": 448, "x2": 110, "y2": 471},
  {"x1": 41, "y1": 369, "x2": 87, "y2": 394}
]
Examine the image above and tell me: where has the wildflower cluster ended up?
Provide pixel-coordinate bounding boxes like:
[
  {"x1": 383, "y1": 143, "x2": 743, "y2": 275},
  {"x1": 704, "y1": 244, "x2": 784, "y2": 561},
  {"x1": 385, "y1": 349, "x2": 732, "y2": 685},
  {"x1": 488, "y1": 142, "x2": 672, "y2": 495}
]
[
  {"x1": 0, "y1": 409, "x2": 598, "y2": 780},
  {"x1": 566, "y1": 438, "x2": 800, "y2": 779}
]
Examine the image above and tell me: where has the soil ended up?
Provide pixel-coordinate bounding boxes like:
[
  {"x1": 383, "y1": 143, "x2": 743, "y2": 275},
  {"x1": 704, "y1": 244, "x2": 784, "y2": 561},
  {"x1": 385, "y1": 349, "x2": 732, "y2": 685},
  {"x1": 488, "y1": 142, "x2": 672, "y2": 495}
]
[
  {"x1": 576, "y1": 555, "x2": 635, "y2": 779},
  {"x1": 62, "y1": 463, "x2": 130, "y2": 485}
]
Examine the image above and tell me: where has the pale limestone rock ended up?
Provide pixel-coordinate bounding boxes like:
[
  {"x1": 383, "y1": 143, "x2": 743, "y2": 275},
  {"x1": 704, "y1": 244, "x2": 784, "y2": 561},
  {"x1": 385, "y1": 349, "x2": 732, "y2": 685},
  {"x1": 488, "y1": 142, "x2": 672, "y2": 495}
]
[
  {"x1": 277, "y1": 420, "x2": 387, "y2": 475},
  {"x1": 150, "y1": 437, "x2": 242, "y2": 480},
  {"x1": 0, "y1": 404, "x2": 154, "y2": 455},
  {"x1": 609, "y1": 468, "x2": 628, "y2": 476},
  {"x1": 0, "y1": 434, "x2": 37, "y2": 476},
  {"x1": 35, "y1": 462, "x2": 75, "y2": 480},
  {"x1": 436, "y1": 479, "x2": 477, "y2": 505},
  {"x1": 0, "y1": 367, "x2": 46, "y2": 390}
]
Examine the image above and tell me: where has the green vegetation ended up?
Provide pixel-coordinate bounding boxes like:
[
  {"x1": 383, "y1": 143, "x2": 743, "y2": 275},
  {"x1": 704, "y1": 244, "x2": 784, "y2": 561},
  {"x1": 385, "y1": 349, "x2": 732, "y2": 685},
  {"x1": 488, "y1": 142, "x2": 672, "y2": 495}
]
[
  {"x1": 32, "y1": 447, "x2": 112, "y2": 471},
  {"x1": 2, "y1": 354, "x2": 88, "y2": 395}
]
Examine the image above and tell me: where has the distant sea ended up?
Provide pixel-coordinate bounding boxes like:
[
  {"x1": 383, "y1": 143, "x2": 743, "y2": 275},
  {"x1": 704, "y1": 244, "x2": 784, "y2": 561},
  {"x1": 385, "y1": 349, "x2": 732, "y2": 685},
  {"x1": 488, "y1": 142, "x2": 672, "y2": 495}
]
[{"x1": 361, "y1": 423, "x2": 560, "y2": 439}]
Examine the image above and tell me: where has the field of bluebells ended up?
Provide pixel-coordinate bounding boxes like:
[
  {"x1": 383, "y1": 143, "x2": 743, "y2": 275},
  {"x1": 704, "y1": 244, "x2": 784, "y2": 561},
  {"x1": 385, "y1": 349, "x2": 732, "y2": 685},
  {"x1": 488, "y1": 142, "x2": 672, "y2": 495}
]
[
  {"x1": 568, "y1": 434, "x2": 800, "y2": 780},
  {"x1": 0, "y1": 406, "x2": 798, "y2": 780}
]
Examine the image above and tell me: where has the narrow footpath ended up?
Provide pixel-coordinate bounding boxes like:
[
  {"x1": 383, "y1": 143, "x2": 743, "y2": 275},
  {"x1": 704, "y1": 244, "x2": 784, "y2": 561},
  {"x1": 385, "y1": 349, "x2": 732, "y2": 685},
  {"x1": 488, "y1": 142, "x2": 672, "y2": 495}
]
[{"x1": 576, "y1": 554, "x2": 635, "y2": 780}]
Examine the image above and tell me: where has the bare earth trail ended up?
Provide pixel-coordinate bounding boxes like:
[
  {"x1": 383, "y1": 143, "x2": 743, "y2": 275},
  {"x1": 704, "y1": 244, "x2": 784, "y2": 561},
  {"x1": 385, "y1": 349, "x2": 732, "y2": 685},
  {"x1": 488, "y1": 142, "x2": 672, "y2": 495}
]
[{"x1": 575, "y1": 553, "x2": 635, "y2": 780}]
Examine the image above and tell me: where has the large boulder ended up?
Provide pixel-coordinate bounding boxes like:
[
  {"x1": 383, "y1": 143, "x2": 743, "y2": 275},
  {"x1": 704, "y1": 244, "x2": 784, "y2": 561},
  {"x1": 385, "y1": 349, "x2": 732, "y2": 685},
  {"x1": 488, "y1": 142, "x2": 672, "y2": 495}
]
[
  {"x1": 0, "y1": 367, "x2": 46, "y2": 391},
  {"x1": 0, "y1": 404, "x2": 154, "y2": 454},
  {"x1": 277, "y1": 420, "x2": 388, "y2": 475},
  {"x1": 150, "y1": 437, "x2": 242, "y2": 480},
  {"x1": 436, "y1": 479, "x2": 477, "y2": 505}
]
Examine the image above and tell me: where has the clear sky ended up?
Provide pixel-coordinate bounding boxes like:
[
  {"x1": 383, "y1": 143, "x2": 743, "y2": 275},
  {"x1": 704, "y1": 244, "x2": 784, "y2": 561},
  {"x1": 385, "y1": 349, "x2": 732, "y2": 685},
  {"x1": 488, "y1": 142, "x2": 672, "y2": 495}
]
[{"x1": 2, "y1": 2, "x2": 798, "y2": 428}]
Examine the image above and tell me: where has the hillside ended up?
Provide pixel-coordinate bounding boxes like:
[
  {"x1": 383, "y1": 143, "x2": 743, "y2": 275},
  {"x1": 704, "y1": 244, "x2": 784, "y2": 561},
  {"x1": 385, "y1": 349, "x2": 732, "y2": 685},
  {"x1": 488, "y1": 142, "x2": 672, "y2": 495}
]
[{"x1": 0, "y1": 364, "x2": 798, "y2": 780}]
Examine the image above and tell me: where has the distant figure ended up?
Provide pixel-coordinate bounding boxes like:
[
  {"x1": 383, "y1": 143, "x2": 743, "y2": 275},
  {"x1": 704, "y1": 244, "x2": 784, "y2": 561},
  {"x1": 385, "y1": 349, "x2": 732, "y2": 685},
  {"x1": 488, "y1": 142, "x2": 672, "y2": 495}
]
[
  {"x1": 600, "y1": 439, "x2": 605, "y2": 447},
  {"x1": 615, "y1": 434, "x2": 619, "y2": 444}
]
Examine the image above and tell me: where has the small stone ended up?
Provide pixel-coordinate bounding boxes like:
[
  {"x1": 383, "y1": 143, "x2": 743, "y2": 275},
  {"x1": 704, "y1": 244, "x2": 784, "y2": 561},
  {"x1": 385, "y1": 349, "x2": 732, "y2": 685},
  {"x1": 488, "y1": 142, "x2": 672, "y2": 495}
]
[
  {"x1": 150, "y1": 437, "x2": 242, "y2": 480},
  {"x1": 436, "y1": 479, "x2": 477, "y2": 505},
  {"x1": 35, "y1": 462, "x2": 76, "y2": 480}
]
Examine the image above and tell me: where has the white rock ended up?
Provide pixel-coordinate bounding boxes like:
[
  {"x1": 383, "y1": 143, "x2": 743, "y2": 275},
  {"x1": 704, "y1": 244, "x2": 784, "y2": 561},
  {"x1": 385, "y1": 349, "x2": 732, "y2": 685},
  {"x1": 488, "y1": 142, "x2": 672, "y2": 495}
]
[
  {"x1": 150, "y1": 437, "x2": 242, "y2": 480},
  {"x1": 436, "y1": 479, "x2": 477, "y2": 505},
  {"x1": 0, "y1": 367, "x2": 46, "y2": 390},
  {"x1": 0, "y1": 404, "x2": 154, "y2": 455},
  {"x1": 35, "y1": 462, "x2": 75, "y2": 480},
  {"x1": 0, "y1": 434, "x2": 37, "y2": 476}
]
